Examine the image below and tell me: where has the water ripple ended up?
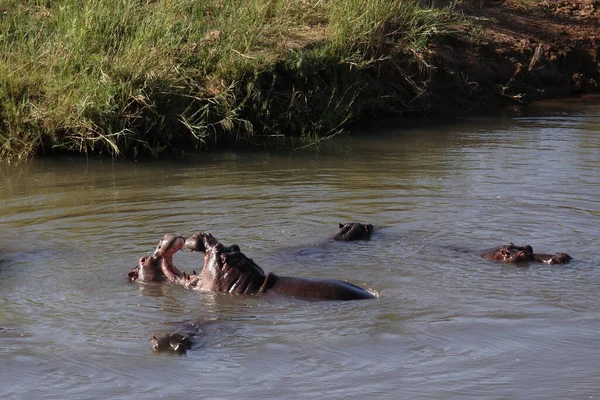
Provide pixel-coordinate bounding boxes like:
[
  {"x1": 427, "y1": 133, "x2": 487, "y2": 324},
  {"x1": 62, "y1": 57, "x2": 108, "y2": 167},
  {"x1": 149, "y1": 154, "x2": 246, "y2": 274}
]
[{"x1": 2, "y1": 101, "x2": 600, "y2": 399}]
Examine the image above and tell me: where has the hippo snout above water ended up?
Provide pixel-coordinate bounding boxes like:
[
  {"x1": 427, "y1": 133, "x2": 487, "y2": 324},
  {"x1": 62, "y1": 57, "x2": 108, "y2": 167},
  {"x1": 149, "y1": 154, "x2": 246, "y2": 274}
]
[
  {"x1": 333, "y1": 223, "x2": 374, "y2": 241},
  {"x1": 127, "y1": 234, "x2": 186, "y2": 283},
  {"x1": 479, "y1": 243, "x2": 572, "y2": 265},
  {"x1": 151, "y1": 333, "x2": 192, "y2": 355},
  {"x1": 533, "y1": 252, "x2": 572, "y2": 264},
  {"x1": 184, "y1": 233, "x2": 240, "y2": 254}
]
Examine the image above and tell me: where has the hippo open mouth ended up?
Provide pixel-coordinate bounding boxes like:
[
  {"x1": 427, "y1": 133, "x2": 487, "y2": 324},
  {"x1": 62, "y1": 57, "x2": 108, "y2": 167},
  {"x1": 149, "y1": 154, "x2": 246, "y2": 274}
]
[
  {"x1": 182, "y1": 231, "x2": 375, "y2": 300},
  {"x1": 128, "y1": 234, "x2": 185, "y2": 283}
]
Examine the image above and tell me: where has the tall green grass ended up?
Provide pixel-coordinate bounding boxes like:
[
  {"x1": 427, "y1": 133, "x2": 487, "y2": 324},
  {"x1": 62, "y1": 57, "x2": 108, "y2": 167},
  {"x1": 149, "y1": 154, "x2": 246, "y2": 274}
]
[{"x1": 0, "y1": 0, "x2": 454, "y2": 161}]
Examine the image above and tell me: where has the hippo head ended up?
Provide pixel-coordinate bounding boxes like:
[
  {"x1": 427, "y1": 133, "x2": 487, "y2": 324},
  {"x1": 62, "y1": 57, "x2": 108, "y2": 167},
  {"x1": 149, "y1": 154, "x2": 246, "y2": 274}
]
[
  {"x1": 485, "y1": 244, "x2": 535, "y2": 263},
  {"x1": 184, "y1": 232, "x2": 265, "y2": 294},
  {"x1": 151, "y1": 333, "x2": 192, "y2": 355},
  {"x1": 333, "y1": 223, "x2": 374, "y2": 241},
  {"x1": 128, "y1": 234, "x2": 185, "y2": 283}
]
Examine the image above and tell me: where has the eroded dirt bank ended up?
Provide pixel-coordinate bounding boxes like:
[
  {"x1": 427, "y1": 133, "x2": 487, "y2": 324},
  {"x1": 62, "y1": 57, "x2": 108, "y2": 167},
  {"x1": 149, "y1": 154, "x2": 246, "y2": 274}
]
[{"x1": 428, "y1": 0, "x2": 599, "y2": 113}]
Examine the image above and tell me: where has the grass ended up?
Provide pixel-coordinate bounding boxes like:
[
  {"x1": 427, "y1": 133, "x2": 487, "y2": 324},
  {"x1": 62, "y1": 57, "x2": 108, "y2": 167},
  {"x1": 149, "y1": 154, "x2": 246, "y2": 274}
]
[{"x1": 0, "y1": 0, "x2": 456, "y2": 161}]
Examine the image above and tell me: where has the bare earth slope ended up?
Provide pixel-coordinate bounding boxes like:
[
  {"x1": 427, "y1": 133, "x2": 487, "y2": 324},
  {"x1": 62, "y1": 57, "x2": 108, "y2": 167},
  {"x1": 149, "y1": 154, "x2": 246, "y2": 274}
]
[{"x1": 429, "y1": 0, "x2": 599, "y2": 112}]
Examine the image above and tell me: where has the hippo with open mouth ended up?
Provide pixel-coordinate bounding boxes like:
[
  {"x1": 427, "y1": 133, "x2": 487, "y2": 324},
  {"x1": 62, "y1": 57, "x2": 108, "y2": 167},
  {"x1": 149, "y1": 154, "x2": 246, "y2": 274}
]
[
  {"x1": 128, "y1": 234, "x2": 186, "y2": 283},
  {"x1": 127, "y1": 232, "x2": 375, "y2": 300},
  {"x1": 181, "y1": 232, "x2": 375, "y2": 300},
  {"x1": 479, "y1": 243, "x2": 572, "y2": 265}
]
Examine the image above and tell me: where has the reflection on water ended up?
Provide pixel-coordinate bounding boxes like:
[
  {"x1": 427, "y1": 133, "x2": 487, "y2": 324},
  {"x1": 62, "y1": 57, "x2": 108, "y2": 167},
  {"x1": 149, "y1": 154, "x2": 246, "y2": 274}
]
[{"x1": 1, "y1": 98, "x2": 599, "y2": 399}]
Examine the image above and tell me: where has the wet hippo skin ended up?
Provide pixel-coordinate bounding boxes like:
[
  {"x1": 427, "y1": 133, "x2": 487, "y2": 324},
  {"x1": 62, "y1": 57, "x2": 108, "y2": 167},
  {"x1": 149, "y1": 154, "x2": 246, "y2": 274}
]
[
  {"x1": 479, "y1": 243, "x2": 572, "y2": 265},
  {"x1": 183, "y1": 232, "x2": 376, "y2": 301},
  {"x1": 333, "y1": 223, "x2": 374, "y2": 241},
  {"x1": 127, "y1": 232, "x2": 375, "y2": 300},
  {"x1": 151, "y1": 332, "x2": 193, "y2": 355},
  {"x1": 128, "y1": 234, "x2": 186, "y2": 283}
]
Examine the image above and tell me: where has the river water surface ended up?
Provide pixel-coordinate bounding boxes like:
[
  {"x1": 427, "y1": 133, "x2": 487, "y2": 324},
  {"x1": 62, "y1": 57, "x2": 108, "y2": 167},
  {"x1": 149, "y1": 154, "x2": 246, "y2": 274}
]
[{"x1": 1, "y1": 99, "x2": 599, "y2": 399}]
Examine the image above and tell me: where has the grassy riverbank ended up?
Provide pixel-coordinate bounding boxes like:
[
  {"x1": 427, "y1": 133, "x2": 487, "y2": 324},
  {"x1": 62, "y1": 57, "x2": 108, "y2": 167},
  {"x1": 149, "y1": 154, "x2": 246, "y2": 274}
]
[
  {"x1": 0, "y1": 0, "x2": 455, "y2": 161},
  {"x1": 2, "y1": 1, "x2": 599, "y2": 161}
]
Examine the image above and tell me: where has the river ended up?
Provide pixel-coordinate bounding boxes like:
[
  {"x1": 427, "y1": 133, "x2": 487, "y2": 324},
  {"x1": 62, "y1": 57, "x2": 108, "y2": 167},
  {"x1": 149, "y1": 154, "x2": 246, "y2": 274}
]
[{"x1": 1, "y1": 98, "x2": 599, "y2": 399}]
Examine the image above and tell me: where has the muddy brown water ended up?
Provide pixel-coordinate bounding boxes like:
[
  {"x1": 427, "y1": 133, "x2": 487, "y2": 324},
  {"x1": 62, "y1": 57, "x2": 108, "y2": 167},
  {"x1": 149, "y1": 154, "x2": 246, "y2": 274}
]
[{"x1": 2, "y1": 98, "x2": 599, "y2": 399}]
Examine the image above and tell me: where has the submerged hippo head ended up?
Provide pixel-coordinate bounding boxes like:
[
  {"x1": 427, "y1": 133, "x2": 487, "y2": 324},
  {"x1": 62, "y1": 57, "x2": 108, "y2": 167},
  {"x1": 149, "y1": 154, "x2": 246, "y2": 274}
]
[
  {"x1": 482, "y1": 243, "x2": 535, "y2": 263},
  {"x1": 333, "y1": 223, "x2": 374, "y2": 241},
  {"x1": 151, "y1": 333, "x2": 192, "y2": 355},
  {"x1": 184, "y1": 232, "x2": 266, "y2": 294},
  {"x1": 128, "y1": 234, "x2": 185, "y2": 283}
]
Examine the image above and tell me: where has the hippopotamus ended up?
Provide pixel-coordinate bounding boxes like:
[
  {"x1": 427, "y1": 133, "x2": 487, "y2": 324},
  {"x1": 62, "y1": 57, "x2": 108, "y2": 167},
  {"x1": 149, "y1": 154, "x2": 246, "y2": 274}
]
[
  {"x1": 128, "y1": 234, "x2": 186, "y2": 282},
  {"x1": 333, "y1": 223, "x2": 374, "y2": 241},
  {"x1": 181, "y1": 232, "x2": 375, "y2": 300},
  {"x1": 151, "y1": 332, "x2": 193, "y2": 354},
  {"x1": 265, "y1": 223, "x2": 374, "y2": 261},
  {"x1": 150, "y1": 319, "x2": 212, "y2": 355},
  {"x1": 479, "y1": 243, "x2": 572, "y2": 265},
  {"x1": 128, "y1": 232, "x2": 375, "y2": 300}
]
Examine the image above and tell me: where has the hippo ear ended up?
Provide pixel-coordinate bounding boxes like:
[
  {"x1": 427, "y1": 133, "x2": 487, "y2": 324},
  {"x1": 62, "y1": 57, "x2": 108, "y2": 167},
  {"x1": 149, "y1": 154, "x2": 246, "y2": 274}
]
[
  {"x1": 151, "y1": 335, "x2": 157, "y2": 340},
  {"x1": 339, "y1": 223, "x2": 344, "y2": 229}
]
